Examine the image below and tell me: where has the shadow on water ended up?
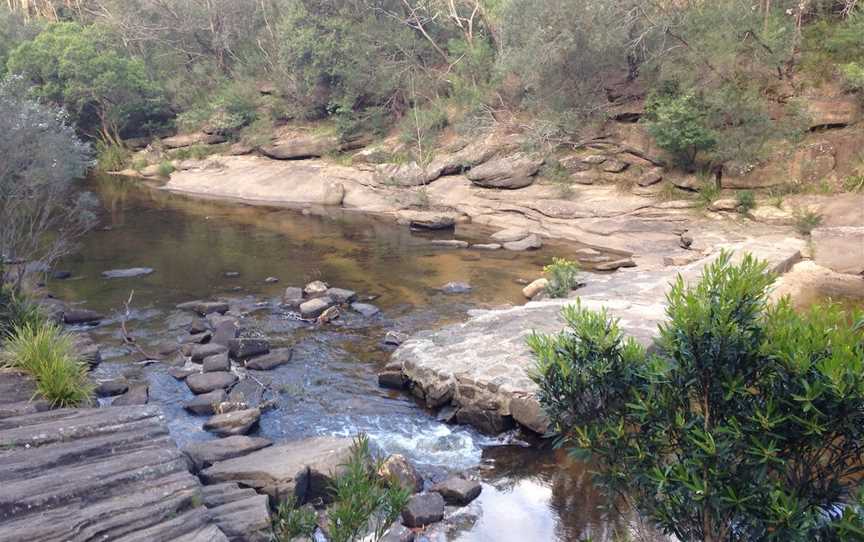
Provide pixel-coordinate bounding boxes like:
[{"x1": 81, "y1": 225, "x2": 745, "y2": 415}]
[{"x1": 55, "y1": 174, "x2": 661, "y2": 541}]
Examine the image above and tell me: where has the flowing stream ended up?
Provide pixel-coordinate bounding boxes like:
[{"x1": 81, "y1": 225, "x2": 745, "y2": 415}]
[{"x1": 53, "y1": 174, "x2": 660, "y2": 542}]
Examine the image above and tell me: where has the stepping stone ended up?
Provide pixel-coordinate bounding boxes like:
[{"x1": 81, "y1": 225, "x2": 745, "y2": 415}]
[
  {"x1": 351, "y1": 302, "x2": 380, "y2": 317},
  {"x1": 95, "y1": 378, "x2": 129, "y2": 398},
  {"x1": 203, "y1": 352, "x2": 230, "y2": 373},
  {"x1": 177, "y1": 300, "x2": 229, "y2": 316},
  {"x1": 111, "y1": 384, "x2": 149, "y2": 406},
  {"x1": 326, "y1": 288, "x2": 357, "y2": 304},
  {"x1": 401, "y1": 493, "x2": 444, "y2": 528},
  {"x1": 183, "y1": 436, "x2": 273, "y2": 472},
  {"x1": 244, "y1": 348, "x2": 292, "y2": 371},
  {"x1": 191, "y1": 343, "x2": 228, "y2": 363},
  {"x1": 202, "y1": 408, "x2": 261, "y2": 437},
  {"x1": 183, "y1": 389, "x2": 227, "y2": 416},
  {"x1": 431, "y1": 476, "x2": 482, "y2": 506},
  {"x1": 228, "y1": 338, "x2": 270, "y2": 360},
  {"x1": 300, "y1": 297, "x2": 335, "y2": 319},
  {"x1": 187, "y1": 372, "x2": 237, "y2": 394}
]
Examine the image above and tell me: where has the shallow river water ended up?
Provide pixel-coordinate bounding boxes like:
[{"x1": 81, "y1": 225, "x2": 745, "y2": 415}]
[{"x1": 53, "y1": 174, "x2": 660, "y2": 542}]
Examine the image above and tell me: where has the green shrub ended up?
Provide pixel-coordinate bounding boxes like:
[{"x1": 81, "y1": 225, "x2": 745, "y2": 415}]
[
  {"x1": 794, "y1": 208, "x2": 824, "y2": 235},
  {"x1": 2, "y1": 322, "x2": 93, "y2": 407},
  {"x1": 328, "y1": 435, "x2": 410, "y2": 542},
  {"x1": 157, "y1": 161, "x2": 175, "y2": 177},
  {"x1": 543, "y1": 258, "x2": 580, "y2": 298},
  {"x1": 176, "y1": 81, "x2": 259, "y2": 134},
  {"x1": 272, "y1": 497, "x2": 318, "y2": 541},
  {"x1": 529, "y1": 251, "x2": 864, "y2": 541},
  {"x1": 0, "y1": 287, "x2": 45, "y2": 340},
  {"x1": 96, "y1": 141, "x2": 130, "y2": 172},
  {"x1": 644, "y1": 91, "x2": 717, "y2": 168},
  {"x1": 735, "y1": 190, "x2": 756, "y2": 214},
  {"x1": 843, "y1": 174, "x2": 864, "y2": 193},
  {"x1": 131, "y1": 157, "x2": 148, "y2": 172},
  {"x1": 696, "y1": 176, "x2": 721, "y2": 207}
]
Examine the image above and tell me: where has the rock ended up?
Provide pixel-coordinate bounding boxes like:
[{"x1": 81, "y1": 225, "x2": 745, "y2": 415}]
[
  {"x1": 317, "y1": 306, "x2": 340, "y2": 324},
  {"x1": 227, "y1": 379, "x2": 266, "y2": 408},
  {"x1": 471, "y1": 243, "x2": 502, "y2": 250},
  {"x1": 383, "y1": 331, "x2": 408, "y2": 347},
  {"x1": 111, "y1": 384, "x2": 149, "y2": 406},
  {"x1": 228, "y1": 338, "x2": 270, "y2": 360},
  {"x1": 95, "y1": 378, "x2": 129, "y2": 397},
  {"x1": 429, "y1": 240, "x2": 469, "y2": 249},
  {"x1": 637, "y1": 169, "x2": 664, "y2": 187},
  {"x1": 227, "y1": 143, "x2": 253, "y2": 156},
  {"x1": 182, "y1": 331, "x2": 213, "y2": 346},
  {"x1": 811, "y1": 227, "x2": 864, "y2": 275},
  {"x1": 199, "y1": 437, "x2": 354, "y2": 505},
  {"x1": 70, "y1": 334, "x2": 102, "y2": 368},
  {"x1": 455, "y1": 406, "x2": 514, "y2": 435},
  {"x1": 51, "y1": 270, "x2": 72, "y2": 280},
  {"x1": 203, "y1": 408, "x2": 261, "y2": 437},
  {"x1": 601, "y1": 159, "x2": 629, "y2": 173},
  {"x1": 168, "y1": 366, "x2": 197, "y2": 380},
  {"x1": 191, "y1": 343, "x2": 229, "y2": 363},
  {"x1": 503, "y1": 234, "x2": 543, "y2": 252},
  {"x1": 400, "y1": 210, "x2": 457, "y2": 230},
  {"x1": 282, "y1": 287, "x2": 304, "y2": 307},
  {"x1": 326, "y1": 288, "x2": 358, "y2": 304},
  {"x1": 582, "y1": 155, "x2": 608, "y2": 165},
  {"x1": 300, "y1": 297, "x2": 336, "y2": 319},
  {"x1": 378, "y1": 454, "x2": 423, "y2": 493},
  {"x1": 201, "y1": 482, "x2": 271, "y2": 542},
  {"x1": 203, "y1": 352, "x2": 231, "y2": 373},
  {"x1": 190, "y1": 318, "x2": 209, "y2": 335},
  {"x1": 593, "y1": 258, "x2": 637, "y2": 271},
  {"x1": 351, "y1": 302, "x2": 380, "y2": 317},
  {"x1": 376, "y1": 162, "x2": 438, "y2": 187},
  {"x1": 401, "y1": 493, "x2": 445, "y2": 528},
  {"x1": 183, "y1": 436, "x2": 273, "y2": 472},
  {"x1": 509, "y1": 395, "x2": 550, "y2": 434},
  {"x1": 436, "y1": 406, "x2": 458, "y2": 424},
  {"x1": 708, "y1": 198, "x2": 739, "y2": 212},
  {"x1": 101, "y1": 267, "x2": 154, "y2": 279},
  {"x1": 466, "y1": 155, "x2": 542, "y2": 189},
  {"x1": 380, "y1": 523, "x2": 416, "y2": 542},
  {"x1": 163, "y1": 132, "x2": 226, "y2": 149},
  {"x1": 212, "y1": 320, "x2": 239, "y2": 346},
  {"x1": 224, "y1": 271, "x2": 240, "y2": 278},
  {"x1": 63, "y1": 309, "x2": 103, "y2": 325},
  {"x1": 303, "y1": 280, "x2": 330, "y2": 298},
  {"x1": 431, "y1": 476, "x2": 482, "y2": 506},
  {"x1": 378, "y1": 369, "x2": 407, "y2": 390},
  {"x1": 491, "y1": 228, "x2": 530, "y2": 243},
  {"x1": 265, "y1": 276, "x2": 279, "y2": 284},
  {"x1": 439, "y1": 282, "x2": 472, "y2": 294},
  {"x1": 177, "y1": 300, "x2": 230, "y2": 316},
  {"x1": 245, "y1": 348, "x2": 293, "y2": 371},
  {"x1": 522, "y1": 278, "x2": 549, "y2": 300},
  {"x1": 183, "y1": 389, "x2": 228, "y2": 415},
  {"x1": 187, "y1": 371, "x2": 238, "y2": 394},
  {"x1": 805, "y1": 96, "x2": 861, "y2": 129},
  {"x1": 260, "y1": 134, "x2": 340, "y2": 160}
]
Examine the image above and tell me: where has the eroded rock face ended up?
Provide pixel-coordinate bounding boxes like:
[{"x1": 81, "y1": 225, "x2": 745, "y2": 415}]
[
  {"x1": 805, "y1": 96, "x2": 861, "y2": 129},
  {"x1": 466, "y1": 155, "x2": 543, "y2": 189},
  {"x1": 199, "y1": 437, "x2": 353, "y2": 505},
  {"x1": 201, "y1": 482, "x2": 271, "y2": 542},
  {"x1": 260, "y1": 134, "x2": 340, "y2": 160},
  {"x1": 811, "y1": 226, "x2": 864, "y2": 275},
  {"x1": 163, "y1": 132, "x2": 226, "y2": 149},
  {"x1": 183, "y1": 436, "x2": 273, "y2": 472}
]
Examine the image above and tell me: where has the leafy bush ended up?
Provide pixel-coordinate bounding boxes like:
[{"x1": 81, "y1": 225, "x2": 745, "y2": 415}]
[
  {"x1": 96, "y1": 141, "x2": 130, "y2": 172},
  {"x1": 696, "y1": 176, "x2": 722, "y2": 207},
  {"x1": 543, "y1": 258, "x2": 580, "y2": 298},
  {"x1": 3, "y1": 322, "x2": 94, "y2": 407},
  {"x1": 0, "y1": 287, "x2": 45, "y2": 341},
  {"x1": 328, "y1": 435, "x2": 411, "y2": 542},
  {"x1": 794, "y1": 208, "x2": 824, "y2": 235},
  {"x1": 272, "y1": 497, "x2": 318, "y2": 541},
  {"x1": 157, "y1": 161, "x2": 175, "y2": 177},
  {"x1": 529, "y1": 251, "x2": 864, "y2": 541},
  {"x1": 644, "y1": 91, "x2": 717, "y2": 168},
  {"x1": 736, "y1": 190, "x2": 756, "y2": 214},
  {"x1": 176, "y1": 80, "x2": 259, "y2": 134}
]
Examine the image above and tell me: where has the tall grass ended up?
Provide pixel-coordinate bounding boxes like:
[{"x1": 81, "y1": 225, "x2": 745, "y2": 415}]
[
  {"x1": 0, "y1": 287, "x2": 45, "y2": 340},
  {"x1": 2, "y1": 323, "x2": 93, "y2": 407}
]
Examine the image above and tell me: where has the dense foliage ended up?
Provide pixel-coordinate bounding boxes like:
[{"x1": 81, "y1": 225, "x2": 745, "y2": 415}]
[
  {"x1": 0, "y1": 78, "x2": 95, "y2": 289},
  {"x1": 529, "y1": 251, "x2": 864, "y2": 541}
]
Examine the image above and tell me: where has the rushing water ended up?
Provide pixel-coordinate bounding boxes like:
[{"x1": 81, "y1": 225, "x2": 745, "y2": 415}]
[{"x1": 53, "y1": 174, "x2": 660, "y2": 541}]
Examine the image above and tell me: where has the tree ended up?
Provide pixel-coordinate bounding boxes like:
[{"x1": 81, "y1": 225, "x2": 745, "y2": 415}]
[
  {"x1": 6, "y1": 21, "x2": 164, "y2": 142},
  {"x1": 0, "y1": 77, "x2": 95, "y2": 289},
  {"x1": 529, "y1": 251, "x2": 864, "y2": 541},
  {"x1": 644, "y1": 90, "x2": 717, "y2": 169}
]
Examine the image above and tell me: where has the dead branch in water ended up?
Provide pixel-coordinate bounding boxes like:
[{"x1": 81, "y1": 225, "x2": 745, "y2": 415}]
[{"x1": 120, "y1": 290, "x2": 164, "y2": 361}]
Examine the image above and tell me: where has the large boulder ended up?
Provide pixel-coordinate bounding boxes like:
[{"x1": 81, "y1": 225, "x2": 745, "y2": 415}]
[
  {"x1": 375, "y1": 162, "x2": 440, "y2": 187},
  {"x1": 183, "y1": 436, "x2": 273, "y2": 472},
  {"x1": 162, "y1": 132, "x2": 226, "y2": 149},
  {"x1": 378, "y1": 454, "x2": 423, "y2": 493},
  {"x1": 811, "y1": 227, "x2": 864, "y2": 275},
  {"x1": 260, "y1": 134, "x2": 340, "y2": 160},
  {"x1": 398, "y1": 210, "x2": 458, "y2": 231},
  {"x1": 199, "y1": 437, "x2": 354, "y2": 504},
  {"x1": 466, "y1": 155, "x2": 543, "y2": 189},
  {"x1": 186, "y1": 372, "x2": 238, "y2": 394},
  {"x1": 202, "y1": 408, "x2": 261, "y2": 437}
]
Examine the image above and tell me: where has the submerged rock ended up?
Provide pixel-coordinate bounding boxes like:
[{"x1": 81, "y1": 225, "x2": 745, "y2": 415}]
[
  {"x1": 439, "y1": 282, "x2": 472, "y2": 294},
  {"x1": 101, "y1": 267, "x2": 154, "y2": 279},
  {"x1": 522, "y1": 278, "x2": 549, "y2": 299},
  {"x1": 351, "y1": 302, "x2": 380, "y2": 317}
]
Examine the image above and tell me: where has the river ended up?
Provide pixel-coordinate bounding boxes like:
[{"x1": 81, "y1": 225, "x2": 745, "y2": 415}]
[{"x1": 52, "y1": 174, "x2": 660, "y2": 542}]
